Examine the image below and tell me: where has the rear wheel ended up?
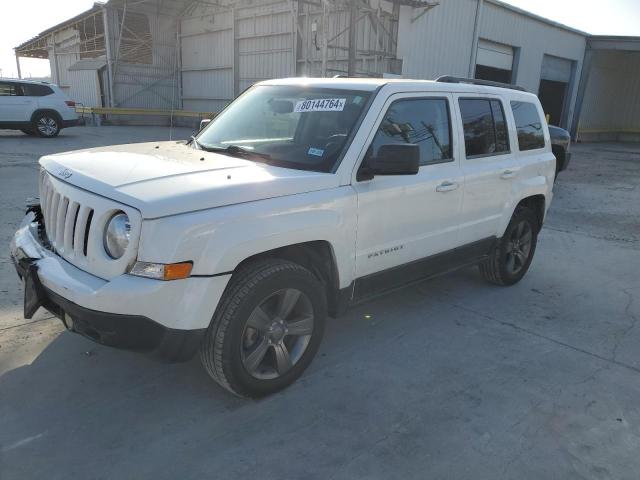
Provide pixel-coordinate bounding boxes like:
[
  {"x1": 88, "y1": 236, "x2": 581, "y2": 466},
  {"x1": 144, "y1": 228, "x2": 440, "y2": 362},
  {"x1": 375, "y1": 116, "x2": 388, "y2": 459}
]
[
  {"x1": 33, "y1": 112, "x2": 61, "y2": 138},
  {"x1": 200, "y1": 259, "x2": 327, "y2": 398},
  {"x1": 479, "y1": 206, "x2": 539, "y2": 286}
]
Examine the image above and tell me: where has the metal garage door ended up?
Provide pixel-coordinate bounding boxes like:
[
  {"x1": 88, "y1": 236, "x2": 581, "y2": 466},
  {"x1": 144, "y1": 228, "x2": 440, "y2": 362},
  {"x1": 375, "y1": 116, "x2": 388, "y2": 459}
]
[
  {"x1": 475, "y1": 39, "x2": 514, "y2": 83},
  {"x1": 540, "y1": 54, "x2": 573, "y2": 83},
  {"x1": 477, "y1": 39, "x2": 514, "y2": 71},
  {"x1": 539, "y1": 54, "x2": 575, "y2": 127}
]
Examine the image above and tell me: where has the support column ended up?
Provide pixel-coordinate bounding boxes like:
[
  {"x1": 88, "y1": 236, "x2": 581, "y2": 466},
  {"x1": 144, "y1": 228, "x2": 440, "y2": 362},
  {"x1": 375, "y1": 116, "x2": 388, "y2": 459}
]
[
  {"x1": 51, "y1": 41, "x2": 61, "y2": 84},
  {"x1": 102, "y1": 6, "x2": 116, "y2": 107},
  {"x1": 321, "y1": 0, "x2": 328, "y2": 77},
  {"x1": 468, "y1": 0, "x2": 484, "y2": 78},
  {"x1": 570, "y1": 46, "x2": 594, "y2": 140},
  {"x1": 15, "y1": 54, "x2": 22, "y2": 79},
  {"x1": 347, "y1": 0, "x2": 357, "y2": 76},
  {"x1": 232, "y1": 7, "x2": 239, "y2": 97}
]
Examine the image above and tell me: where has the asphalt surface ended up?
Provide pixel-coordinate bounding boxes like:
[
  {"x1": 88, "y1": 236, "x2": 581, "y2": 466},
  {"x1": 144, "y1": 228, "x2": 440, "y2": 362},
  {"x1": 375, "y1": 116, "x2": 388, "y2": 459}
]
[{"x1": 1, "y1": 126, "x2": 639, "y2": 479}]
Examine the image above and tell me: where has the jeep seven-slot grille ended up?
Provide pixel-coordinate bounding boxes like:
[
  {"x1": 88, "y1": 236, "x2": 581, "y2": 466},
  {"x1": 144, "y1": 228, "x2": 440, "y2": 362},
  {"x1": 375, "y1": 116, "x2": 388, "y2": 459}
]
[{"x1": 40, "y1": 171, "x2": 94, "y2": 257}]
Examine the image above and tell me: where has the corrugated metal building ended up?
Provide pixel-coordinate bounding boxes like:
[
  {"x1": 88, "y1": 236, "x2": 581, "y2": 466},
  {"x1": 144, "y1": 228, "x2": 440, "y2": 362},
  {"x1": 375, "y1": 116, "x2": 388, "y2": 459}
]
[
  {"x1": 178, "y1": 0, "x2": 401, "y2": 113},
  {"x1": 13, "y1": 0, "x2": 640, "y2": 139},
  {"x1": 14, "y1": 1, "x2": 183, "y2": 117},
  {"x1": 397, "y1": 0, "x2": 587, "y2": 130}
]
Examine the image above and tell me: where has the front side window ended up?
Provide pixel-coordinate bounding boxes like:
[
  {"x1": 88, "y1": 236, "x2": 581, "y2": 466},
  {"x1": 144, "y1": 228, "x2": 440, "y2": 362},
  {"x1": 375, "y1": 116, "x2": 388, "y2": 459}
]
[
  {"x1": 196, "y1": 85, "x2": 370, "y2": 173},
  {"x1": 511, "y1": 101, "x2": 545, "y2": 150},
  {"x1": 0, "y1": 82, "x2": 20, "y2": 96},
  {"x1": 370, "y1": 98, "x2": 453, "y2": 166},
  {"x1": 459, "y1": 98, "x2": 510, "y2": 157}
]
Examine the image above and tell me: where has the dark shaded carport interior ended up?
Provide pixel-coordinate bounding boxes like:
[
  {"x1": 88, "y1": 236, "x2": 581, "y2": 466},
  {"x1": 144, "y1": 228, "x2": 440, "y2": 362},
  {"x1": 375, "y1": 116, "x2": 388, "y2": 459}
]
[{"x1": 572, "y1": 36, "x2": 640, "y2": 142}]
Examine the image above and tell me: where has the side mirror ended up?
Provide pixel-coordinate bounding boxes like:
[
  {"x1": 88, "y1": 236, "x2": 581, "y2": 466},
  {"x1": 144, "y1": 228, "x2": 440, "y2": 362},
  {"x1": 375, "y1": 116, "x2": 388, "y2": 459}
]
[
  {"x1": 199, "y1": 118, "x2": 211, "y2": 131},
  {"x1": 358, "y1": 144, "x2": 420, "y2": 181}
]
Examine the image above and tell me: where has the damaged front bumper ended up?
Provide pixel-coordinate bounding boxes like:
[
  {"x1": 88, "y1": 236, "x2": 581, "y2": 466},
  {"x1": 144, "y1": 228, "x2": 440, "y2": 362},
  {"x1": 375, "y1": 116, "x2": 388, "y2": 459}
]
[{"x1": 9, "y1": 208, "x2": 208, "y2": 362}]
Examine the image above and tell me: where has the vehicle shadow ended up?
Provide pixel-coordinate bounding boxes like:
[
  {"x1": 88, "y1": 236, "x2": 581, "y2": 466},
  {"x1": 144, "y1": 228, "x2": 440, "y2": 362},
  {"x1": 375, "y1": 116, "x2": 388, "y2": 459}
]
[
  {"x1": 0, "y1": 269, "x2": 474, "y2": 479},
  {"x1": 0, "y1": 266, "x2": 574, "y2": 480}
]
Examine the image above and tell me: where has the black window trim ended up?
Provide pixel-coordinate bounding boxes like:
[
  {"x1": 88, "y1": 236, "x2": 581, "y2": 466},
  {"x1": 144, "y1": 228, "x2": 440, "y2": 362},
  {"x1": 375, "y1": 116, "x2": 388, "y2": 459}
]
[
  {"x1": 370, "y1": 95, "x2": 456, "y2": 168},
  {"x1": 510, "y1": 100, "x2": 546, "y2": 152},
  {"x1": 0, "y1": 81, "x2": 23, "y2": 97},
  {"x1": 458, "y1": 96, "x2": 512, "y2": 160}
]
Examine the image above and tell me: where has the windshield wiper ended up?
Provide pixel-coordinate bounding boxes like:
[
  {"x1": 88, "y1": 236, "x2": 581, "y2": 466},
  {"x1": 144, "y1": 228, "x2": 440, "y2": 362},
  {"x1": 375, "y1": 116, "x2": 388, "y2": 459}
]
[
  {"x1": 189, "y1": 135, "x2": 202, "y2": 149},
  {"x1": 200, "y1": 144, "x2": 273, "y2": 162}
]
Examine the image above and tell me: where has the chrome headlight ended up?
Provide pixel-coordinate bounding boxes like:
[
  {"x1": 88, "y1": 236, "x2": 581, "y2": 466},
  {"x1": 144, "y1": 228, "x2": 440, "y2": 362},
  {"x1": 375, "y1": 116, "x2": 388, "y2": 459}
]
[{"x1": 104, "y1": 212, "x2": 130, "y2": 259}]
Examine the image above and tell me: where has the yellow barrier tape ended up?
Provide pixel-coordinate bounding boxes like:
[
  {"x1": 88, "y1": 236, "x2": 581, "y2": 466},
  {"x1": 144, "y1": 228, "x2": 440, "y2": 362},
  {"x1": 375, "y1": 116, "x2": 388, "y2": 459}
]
[{"x1": 75, "y1": 106, "x2": 216, "y2": 118}]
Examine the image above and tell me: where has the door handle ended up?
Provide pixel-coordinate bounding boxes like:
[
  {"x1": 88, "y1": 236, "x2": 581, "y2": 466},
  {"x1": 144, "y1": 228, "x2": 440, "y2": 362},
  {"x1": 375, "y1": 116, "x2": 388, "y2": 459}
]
[
  {"x1": 501, "y1": 170, "x2": 516, "y2": 179},
  {"x1": 436, "y1": 181, "x2": 459, "y2": 193}
]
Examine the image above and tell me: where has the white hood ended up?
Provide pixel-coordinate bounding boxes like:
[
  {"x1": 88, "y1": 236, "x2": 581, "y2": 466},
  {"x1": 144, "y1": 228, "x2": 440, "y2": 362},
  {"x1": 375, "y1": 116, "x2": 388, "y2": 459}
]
[{"x1": 39, "y1": 141, "x2": 340, "y2": 218}]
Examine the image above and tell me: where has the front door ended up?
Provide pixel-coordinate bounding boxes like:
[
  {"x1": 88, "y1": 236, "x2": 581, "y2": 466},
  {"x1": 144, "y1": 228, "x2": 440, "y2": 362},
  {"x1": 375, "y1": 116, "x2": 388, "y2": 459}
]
[
  {"x1": 352, "y1": 93, "x2": 464, "y2": 280},
  {"x1": 0, "y1": 82, "x2": 31, "y2": 123}
]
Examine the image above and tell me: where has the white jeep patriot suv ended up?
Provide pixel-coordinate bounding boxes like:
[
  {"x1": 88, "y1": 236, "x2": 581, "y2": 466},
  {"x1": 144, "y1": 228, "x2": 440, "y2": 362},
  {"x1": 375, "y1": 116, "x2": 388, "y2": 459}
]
[{"x1": 11, "y1": 76, "x2": 554, "y2": 397}]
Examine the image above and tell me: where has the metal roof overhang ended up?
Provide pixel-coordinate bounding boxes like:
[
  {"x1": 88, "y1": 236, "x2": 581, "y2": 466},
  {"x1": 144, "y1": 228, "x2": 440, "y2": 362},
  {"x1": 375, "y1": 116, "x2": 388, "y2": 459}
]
[
  {"x1": 14, "y1": 3, "x2": 105, "y2": 59},
  {"x1": 588, "y1": 36, "x2": 640, "y2": 52}
]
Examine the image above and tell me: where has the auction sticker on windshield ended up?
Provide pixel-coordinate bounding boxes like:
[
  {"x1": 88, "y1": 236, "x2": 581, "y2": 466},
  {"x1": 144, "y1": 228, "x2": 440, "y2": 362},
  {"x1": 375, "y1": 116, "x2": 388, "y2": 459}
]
[{"x1": 294, "y1": 98, "x2": 346, "y2": 113}]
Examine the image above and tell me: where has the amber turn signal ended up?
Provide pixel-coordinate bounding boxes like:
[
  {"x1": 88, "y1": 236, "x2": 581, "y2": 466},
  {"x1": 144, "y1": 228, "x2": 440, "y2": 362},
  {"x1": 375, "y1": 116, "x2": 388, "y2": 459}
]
[
  {"x1": 129, "y1": 261, "x2": 193, "y2": 281},
  {"x1": 163, "y1": 262, "x2": 193, "y2": 280}
]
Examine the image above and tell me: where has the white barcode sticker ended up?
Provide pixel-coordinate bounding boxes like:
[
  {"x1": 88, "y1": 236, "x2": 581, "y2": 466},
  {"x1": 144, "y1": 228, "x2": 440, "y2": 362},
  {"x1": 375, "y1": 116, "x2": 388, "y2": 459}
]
[{"x1": 294, "y1": 98, "x2": 347, "y2": 113}]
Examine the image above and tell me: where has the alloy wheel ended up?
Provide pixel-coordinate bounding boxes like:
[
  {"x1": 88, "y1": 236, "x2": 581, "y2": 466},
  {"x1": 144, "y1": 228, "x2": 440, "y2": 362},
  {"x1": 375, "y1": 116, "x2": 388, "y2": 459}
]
[
  {"x1": 241, "y1": 288, "x2": 314, "y2": 380},
  {"x1": 505, "y1": 220, "x2": 533, "y2": 275},
  {"x1": 37, "y1": 117, "x2": 58, "y2": 137}
]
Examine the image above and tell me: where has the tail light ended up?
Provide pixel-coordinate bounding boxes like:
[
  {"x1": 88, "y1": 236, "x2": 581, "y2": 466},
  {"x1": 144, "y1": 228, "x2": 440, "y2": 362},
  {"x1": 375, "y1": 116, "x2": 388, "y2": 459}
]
[{"x1": 65, "y1": 100, "x2": 76, "y2": 107}]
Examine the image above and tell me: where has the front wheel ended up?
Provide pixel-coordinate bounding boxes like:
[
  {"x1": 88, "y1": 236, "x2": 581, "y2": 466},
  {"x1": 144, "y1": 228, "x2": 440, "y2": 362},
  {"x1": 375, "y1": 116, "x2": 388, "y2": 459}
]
[
  {"x1": 200, "y1": 259, "x2": 327, "y2": 397},
  {"x1": 479, "y1": 206, "x2": 539, "y2": 286}
]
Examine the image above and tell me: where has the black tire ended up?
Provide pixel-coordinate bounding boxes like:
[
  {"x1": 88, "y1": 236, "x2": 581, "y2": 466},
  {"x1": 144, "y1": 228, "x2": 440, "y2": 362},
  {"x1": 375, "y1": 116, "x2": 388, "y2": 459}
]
[
  {"x1": 21, "y1": 128, "x2": 35, "y2": 136},
  {"x1": 200, "y1": 259, "x2": 327, "y2": 398},
  {"x1": 479, "y1": 206, "x2": 539, "y2": 286},
  {"x1": 32, "y1": 112, "x2": 61, "y2": 138}
]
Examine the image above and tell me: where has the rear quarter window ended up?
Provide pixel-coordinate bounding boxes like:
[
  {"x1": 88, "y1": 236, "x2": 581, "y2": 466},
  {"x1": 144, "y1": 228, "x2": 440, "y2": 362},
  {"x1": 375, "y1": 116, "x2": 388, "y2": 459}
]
[
  {"x1": 511, "y1": 101, "x2": 545, "y2": 151},
  {"x1": 22, "y1": 84, "x2": 54, "y2": 97}
]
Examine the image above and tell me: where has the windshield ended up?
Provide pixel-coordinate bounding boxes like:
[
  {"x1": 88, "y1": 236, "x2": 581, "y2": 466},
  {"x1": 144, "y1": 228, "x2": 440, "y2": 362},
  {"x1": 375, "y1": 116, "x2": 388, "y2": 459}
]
[{"x1": 196, "y1": 85, "x2": 371, "y2": 172}]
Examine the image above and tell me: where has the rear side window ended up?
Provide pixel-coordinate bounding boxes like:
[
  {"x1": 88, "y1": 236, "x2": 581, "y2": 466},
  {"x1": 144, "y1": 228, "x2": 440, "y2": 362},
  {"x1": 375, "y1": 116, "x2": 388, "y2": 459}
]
[
  {"x1": 511, "y1": 101, "x2": 545, "y2": 150},
  {"x1": 22, "y1": 83, "x2": 54, "y2": 97},
  {"x1": 0, "y1": 82, "x2": 20, "y2": 96},
  {"x1": 459, "y1": 98, "x2": 510, "y2": 157},
  {"x1": 371, "y1": 98, "x2": 453, "y2": 166}
]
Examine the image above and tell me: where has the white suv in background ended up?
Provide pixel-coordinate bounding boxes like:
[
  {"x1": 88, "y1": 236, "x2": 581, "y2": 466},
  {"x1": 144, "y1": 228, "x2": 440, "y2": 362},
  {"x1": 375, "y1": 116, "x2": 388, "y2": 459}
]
[
  {"x1": 11, "y1": 76, "x2": 555, "y2": 397},
  {"x1": 0, "y1": 79, "x2": 79, "y2": 137}
]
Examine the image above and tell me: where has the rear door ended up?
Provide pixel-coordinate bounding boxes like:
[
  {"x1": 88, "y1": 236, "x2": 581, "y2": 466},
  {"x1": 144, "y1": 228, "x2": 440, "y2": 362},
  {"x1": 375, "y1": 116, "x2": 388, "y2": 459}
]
[
  {"x1": 352, "y1": 92, "x2": 464, "y2": 279},
  {"x1": 23, "y1": 83, "x2": 55, "y2": 118},
  {"x1": 0, "y1": 82, "x2": 31, "y2": 122},
  {"x1": 455, "y1": 95, "x2": 518, "y2": 244}
]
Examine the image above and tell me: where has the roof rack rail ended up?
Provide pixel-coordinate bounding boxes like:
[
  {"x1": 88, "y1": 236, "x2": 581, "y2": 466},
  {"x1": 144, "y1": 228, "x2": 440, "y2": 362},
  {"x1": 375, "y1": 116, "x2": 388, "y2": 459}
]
[{"x1": 435, "y1": 75, "x2": 527, "y2": 92}]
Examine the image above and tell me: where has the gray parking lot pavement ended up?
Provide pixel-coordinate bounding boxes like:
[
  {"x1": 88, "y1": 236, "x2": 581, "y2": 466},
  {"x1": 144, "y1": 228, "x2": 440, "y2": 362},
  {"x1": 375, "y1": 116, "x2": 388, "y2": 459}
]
[{"x1": 1, "y1": 127, "x2": 639, "y2": 479}]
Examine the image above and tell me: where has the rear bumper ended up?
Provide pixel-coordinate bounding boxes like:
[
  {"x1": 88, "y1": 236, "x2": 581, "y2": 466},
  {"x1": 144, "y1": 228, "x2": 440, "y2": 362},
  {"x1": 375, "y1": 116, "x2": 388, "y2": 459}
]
[
  {"x1": 62, "y1": 119, "x2": 80, "y2": 128},
  {"x1": 10, "y1": 211, "x2": 231, "y2": 362}
]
